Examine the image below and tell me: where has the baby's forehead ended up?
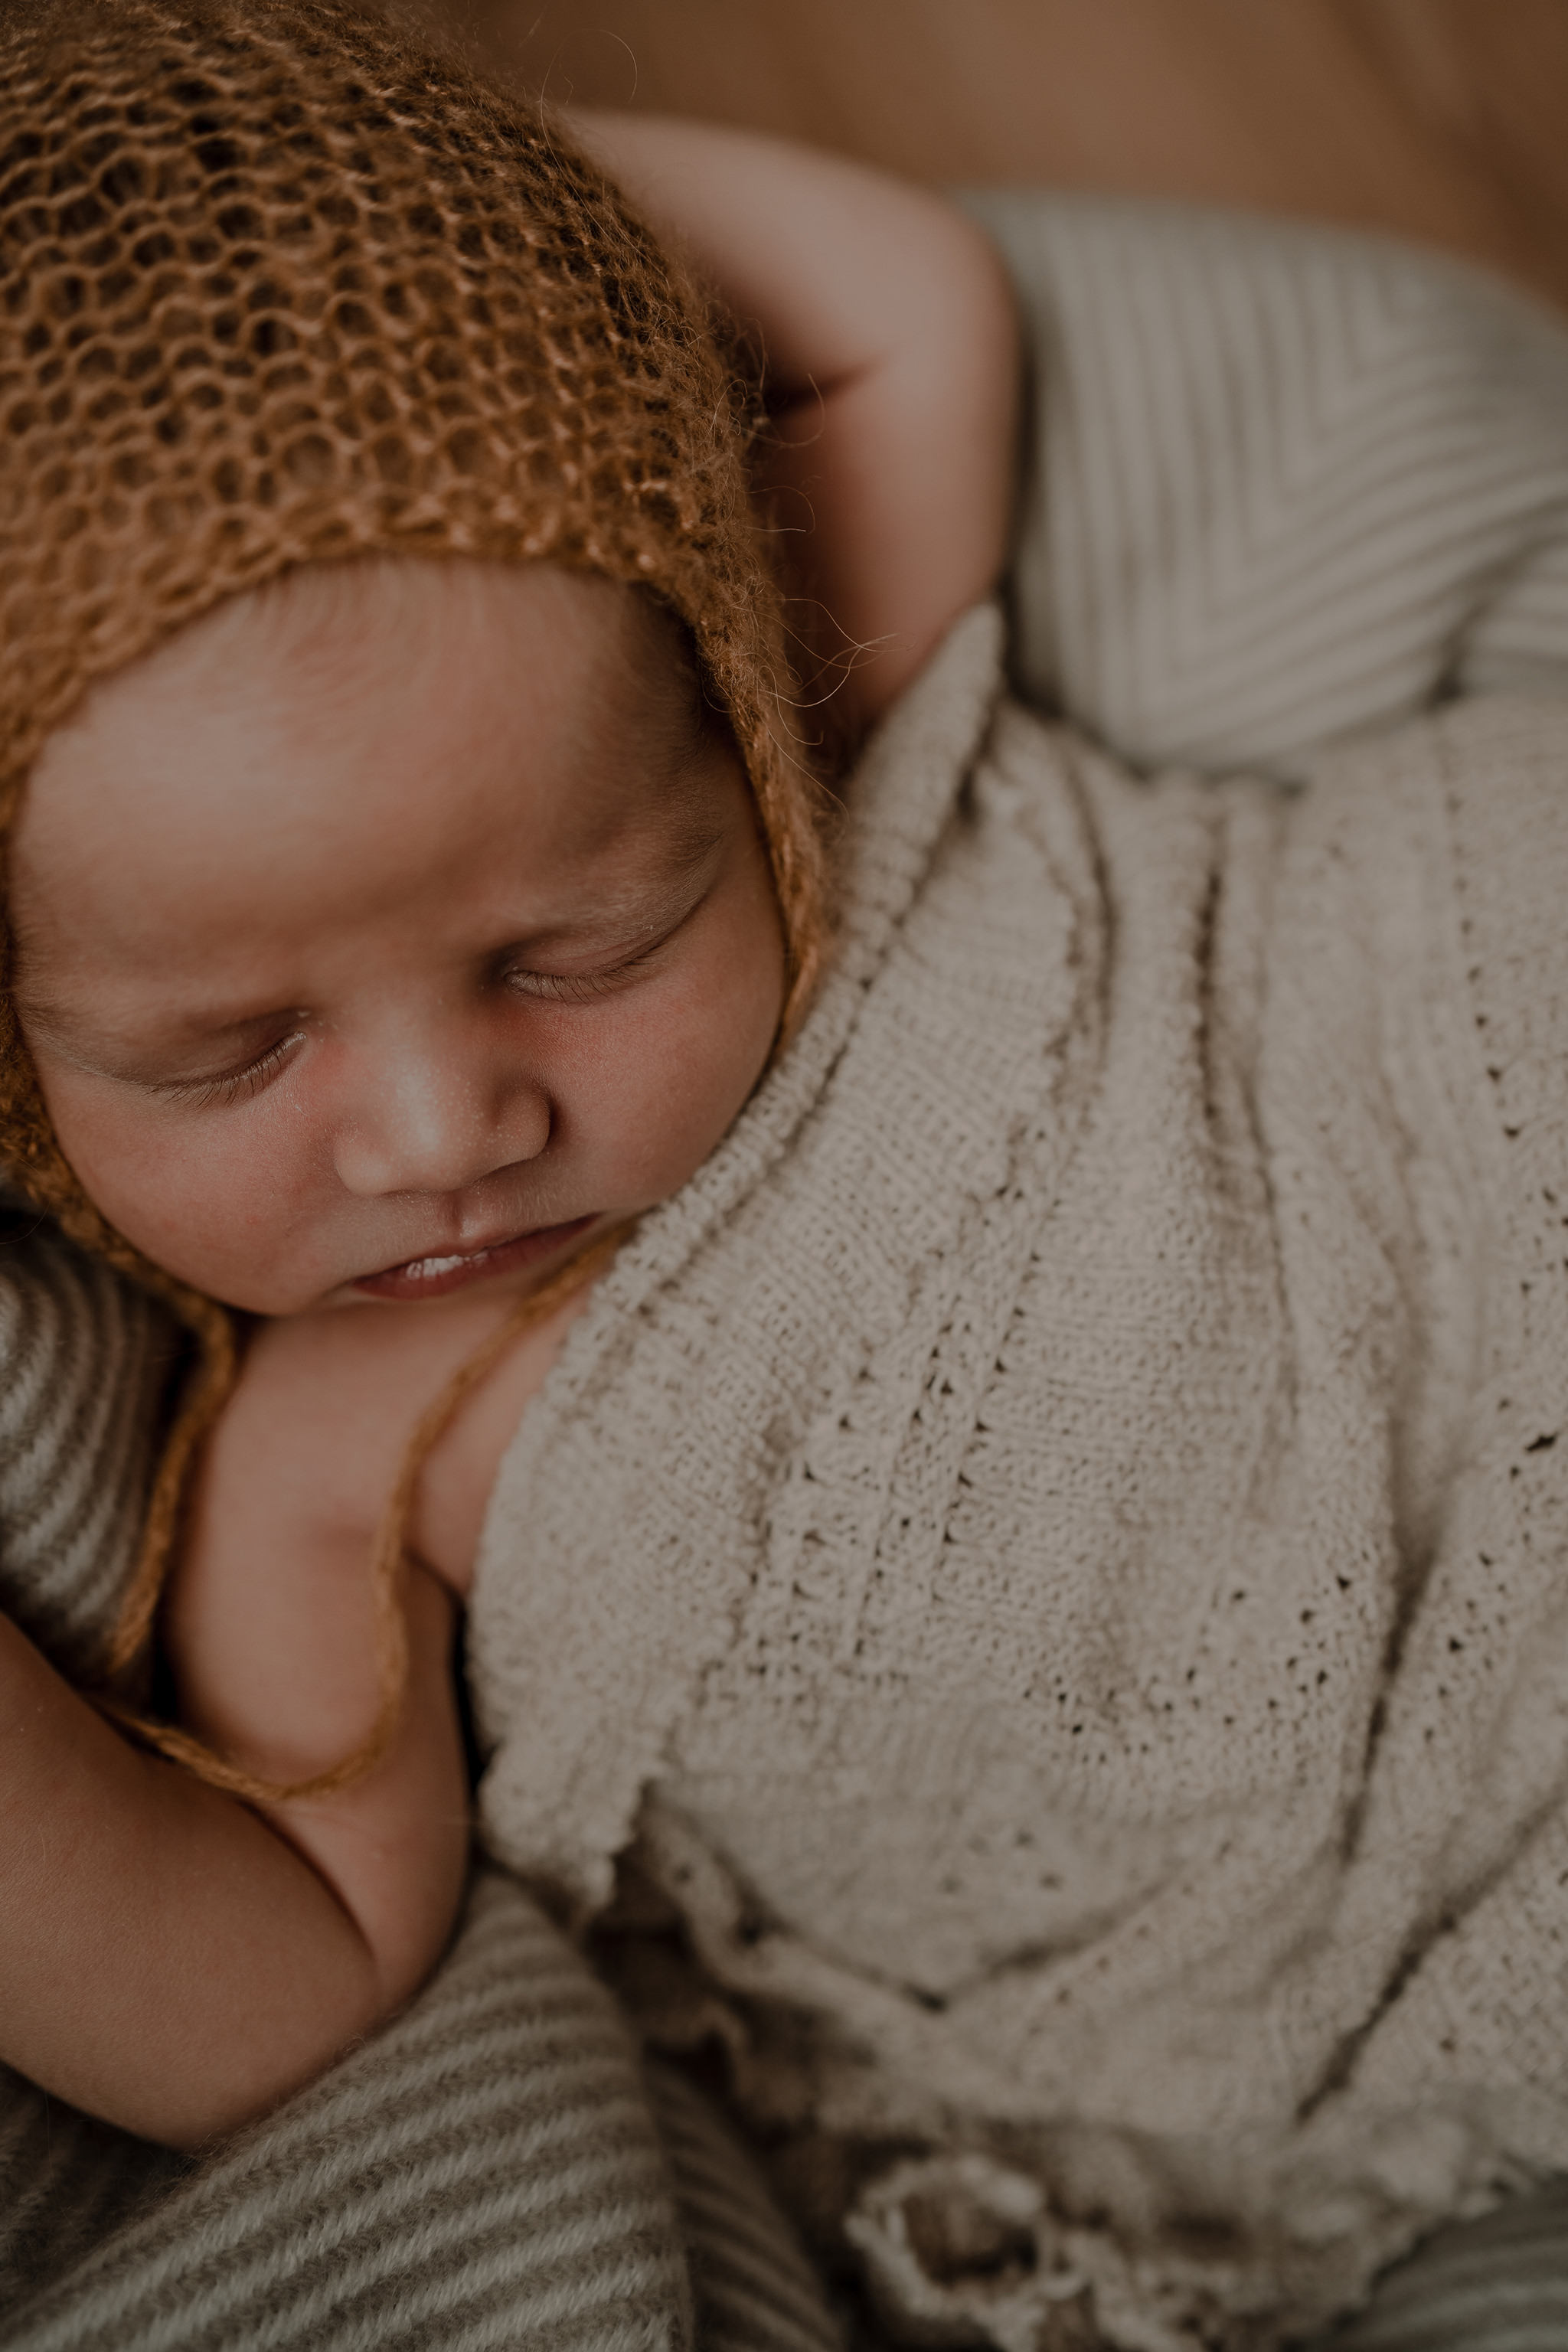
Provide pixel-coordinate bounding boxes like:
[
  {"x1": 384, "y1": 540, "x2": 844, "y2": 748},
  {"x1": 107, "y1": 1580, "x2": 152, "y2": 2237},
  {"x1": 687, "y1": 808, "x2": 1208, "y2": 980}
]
[
  {"x1": 197, "y1": 556, "x2": 701, "y2": 715},
  {"x1": 17, "y1": 557, "x2": 731, "y2": 953},
  {"x1": 66, "y1": 556, "x2": 712, "y2": 798}
]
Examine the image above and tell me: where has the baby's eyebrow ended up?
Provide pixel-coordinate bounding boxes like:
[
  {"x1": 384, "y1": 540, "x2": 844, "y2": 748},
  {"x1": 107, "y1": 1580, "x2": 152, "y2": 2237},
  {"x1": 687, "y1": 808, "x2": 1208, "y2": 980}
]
[
  {"x1": 636, "y1": 805, "x2": 730, "y2": 901},
  {"x1": 535, "y1": 804, "x2": 730, "y2": 941},
  {"x1": 12, "y1": 992, "x2": 291, "y2": 1073}
]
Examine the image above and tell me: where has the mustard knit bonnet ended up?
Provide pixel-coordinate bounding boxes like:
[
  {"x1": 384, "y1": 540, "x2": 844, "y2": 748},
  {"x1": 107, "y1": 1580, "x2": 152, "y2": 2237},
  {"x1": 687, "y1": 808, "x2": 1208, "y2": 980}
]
[{"x1": 0, "y1": 0, "x2": 822, "y2": 1291}]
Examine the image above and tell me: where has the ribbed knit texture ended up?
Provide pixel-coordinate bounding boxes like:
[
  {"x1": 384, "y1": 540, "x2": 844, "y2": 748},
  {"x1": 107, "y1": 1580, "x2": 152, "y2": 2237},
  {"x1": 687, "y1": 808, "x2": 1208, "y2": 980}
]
[
  {"x1": 0, "y1": 1204, "x2": 176, "y2": 1680},
  {"x1": 962, "y1": 192, "x2": 1568, "y2": 782},
  {"x1": 1321, "y1": 2186, "x2": 1568, "y2": 2352},
  {"x1": 2, "y1": 1871, "x2": 699, "y2": 2350}
]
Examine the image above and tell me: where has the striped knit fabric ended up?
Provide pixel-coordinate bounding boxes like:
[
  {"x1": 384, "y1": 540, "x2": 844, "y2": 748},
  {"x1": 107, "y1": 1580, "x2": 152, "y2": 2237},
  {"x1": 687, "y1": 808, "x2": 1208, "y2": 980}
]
[
  {"x1": 961, "y1": 191, "x2": 1568, "y2": 782},
  {"x1": 0, "y1": 1203, "x2": 177, "y2": 1685},
  {"x1": 1, "y1": 1870, "x2": 844, "y2": 2352},
  {"x1": 645, "y1": 2069, "x2": 850, "y2": 2352},
  {"x1": 1310, "y1": 2187, "x2": 1568, "y2": 2352},
  {"x1": 3, "y1": 1872, "x2": 697, "y2": 2351},
  {"x1": 5, "y1": 192, "x2": 1568, "y2": 2349}
]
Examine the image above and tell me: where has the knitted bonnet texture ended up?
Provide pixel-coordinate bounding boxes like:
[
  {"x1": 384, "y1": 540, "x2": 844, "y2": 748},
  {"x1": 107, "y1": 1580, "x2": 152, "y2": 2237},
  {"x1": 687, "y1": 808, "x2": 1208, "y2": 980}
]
[{"x1": 0, "y1": 0, "x2": 819, "y2": 1275}]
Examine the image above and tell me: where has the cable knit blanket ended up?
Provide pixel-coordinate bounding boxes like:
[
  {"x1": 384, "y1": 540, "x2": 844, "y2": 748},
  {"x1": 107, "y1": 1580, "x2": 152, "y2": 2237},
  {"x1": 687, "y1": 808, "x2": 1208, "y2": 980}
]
[
  {"x1": 5, "y1": 194, "x2": 1568, "y2": 2350},
  {"x1": 474, "y1": 612, "x2": 1568, "y2": 2351},
  {"x1": 468, "y1": 202, "x2": 1568, "y2": 2350}
]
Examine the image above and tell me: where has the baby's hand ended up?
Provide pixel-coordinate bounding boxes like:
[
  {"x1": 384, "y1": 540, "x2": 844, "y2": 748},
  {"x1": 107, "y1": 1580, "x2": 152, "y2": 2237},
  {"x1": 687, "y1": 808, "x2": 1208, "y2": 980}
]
[{"x1": 574, "y1": 113, "x2": 1020, "y2": 736}]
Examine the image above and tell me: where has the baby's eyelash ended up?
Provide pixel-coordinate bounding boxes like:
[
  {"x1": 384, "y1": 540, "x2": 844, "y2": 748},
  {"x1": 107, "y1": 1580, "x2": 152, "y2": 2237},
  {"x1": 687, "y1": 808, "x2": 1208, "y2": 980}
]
[
  {"x1": 504, "y1": 949, "x2": 658, "y2": 1004},
  {"x1": 504, "y1": 882, "x2": 713, "y2": 1006},
  {"x1": 156, "y1": 1032, "x2": 304, "y2": 1109}
]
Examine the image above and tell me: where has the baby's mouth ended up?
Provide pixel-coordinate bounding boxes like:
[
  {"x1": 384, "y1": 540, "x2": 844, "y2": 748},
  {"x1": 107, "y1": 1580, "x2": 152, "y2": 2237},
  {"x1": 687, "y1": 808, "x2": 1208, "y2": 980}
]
[{"x1": 352, "y1": 1214, "x2": 598, "y2": 1302}]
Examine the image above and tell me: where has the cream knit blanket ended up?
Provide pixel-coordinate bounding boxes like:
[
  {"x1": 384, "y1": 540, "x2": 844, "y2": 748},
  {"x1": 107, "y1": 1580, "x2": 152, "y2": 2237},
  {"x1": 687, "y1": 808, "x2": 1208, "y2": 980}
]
[{"x1": 472, "y1": 605, "x2": 1568, "y2": 2351}]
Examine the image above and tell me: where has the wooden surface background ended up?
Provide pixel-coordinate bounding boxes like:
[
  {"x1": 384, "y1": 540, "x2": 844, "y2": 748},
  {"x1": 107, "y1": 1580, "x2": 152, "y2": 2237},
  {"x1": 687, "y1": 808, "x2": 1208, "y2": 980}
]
[{"x1": 456, "y1": 0, "x2": 1568, "y2": 312}]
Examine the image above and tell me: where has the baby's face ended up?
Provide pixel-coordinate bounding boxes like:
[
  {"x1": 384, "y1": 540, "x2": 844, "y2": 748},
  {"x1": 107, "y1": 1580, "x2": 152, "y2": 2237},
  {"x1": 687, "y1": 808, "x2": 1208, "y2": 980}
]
[{"x1": 10, "y1": 560, "x2": 784, "y2": 1317}]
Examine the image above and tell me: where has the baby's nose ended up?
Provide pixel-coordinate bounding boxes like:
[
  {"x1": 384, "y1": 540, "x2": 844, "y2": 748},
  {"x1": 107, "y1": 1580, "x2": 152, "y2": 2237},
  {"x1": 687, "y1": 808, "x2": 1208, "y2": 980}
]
[{"x1": 331, "y1": 1053, "x2": 550, "y2": 1199}]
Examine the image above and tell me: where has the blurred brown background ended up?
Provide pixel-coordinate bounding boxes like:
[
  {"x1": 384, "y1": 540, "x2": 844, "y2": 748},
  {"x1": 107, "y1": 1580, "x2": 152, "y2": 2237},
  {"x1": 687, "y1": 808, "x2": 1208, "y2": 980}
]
[{"x1": 456, "y1": 0, "x2": 1568, "y2": 311}]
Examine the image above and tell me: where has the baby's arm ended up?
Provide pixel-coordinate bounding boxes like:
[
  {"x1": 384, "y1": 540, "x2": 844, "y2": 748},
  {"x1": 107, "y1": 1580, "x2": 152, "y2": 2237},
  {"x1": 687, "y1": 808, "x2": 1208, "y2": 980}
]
[
  {"x1": 575, "y1": 113, "x2": 1020, "y2": 730},
  {"x1": 0, "y1": 1324, "x2": 468, "y2": 2148}
]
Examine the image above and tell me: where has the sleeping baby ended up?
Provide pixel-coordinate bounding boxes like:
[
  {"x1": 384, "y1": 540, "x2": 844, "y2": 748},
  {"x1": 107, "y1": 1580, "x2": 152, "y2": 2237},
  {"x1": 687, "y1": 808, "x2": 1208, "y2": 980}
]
[{"x1": 4, "y1": 5, "x2": 1568, "y2": 2349}]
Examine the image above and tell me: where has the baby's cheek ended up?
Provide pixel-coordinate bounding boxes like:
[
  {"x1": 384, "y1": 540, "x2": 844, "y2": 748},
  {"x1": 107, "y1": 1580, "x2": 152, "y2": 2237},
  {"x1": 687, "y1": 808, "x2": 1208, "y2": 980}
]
[
  {"x1": 28, "y1": 1067, "x2": 185, "y2": 1255},
  {"x1": 574, "y1": 914, "x2": 782, "y2": 1208},
  {"x1": 35, "y1": 1067, "x2": 317, "y2": 1307}
]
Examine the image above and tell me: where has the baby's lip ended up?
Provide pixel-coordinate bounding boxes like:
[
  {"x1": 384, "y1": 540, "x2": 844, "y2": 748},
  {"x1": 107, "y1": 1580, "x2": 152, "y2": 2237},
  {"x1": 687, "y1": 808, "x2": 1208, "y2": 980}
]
[{"x1": 351, "y1": 1214, "x2": 598, "y2": 1302}]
